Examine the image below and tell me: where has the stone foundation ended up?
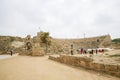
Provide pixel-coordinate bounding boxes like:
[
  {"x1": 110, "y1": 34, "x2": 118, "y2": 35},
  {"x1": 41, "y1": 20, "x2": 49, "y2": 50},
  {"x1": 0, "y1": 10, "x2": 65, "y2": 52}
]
[
  {"x1": 49, "y1": 55, "x2": 120, "y2": 77},
  {"x1": 32, "y1": 47, "x2": 45, "y2": 56}
]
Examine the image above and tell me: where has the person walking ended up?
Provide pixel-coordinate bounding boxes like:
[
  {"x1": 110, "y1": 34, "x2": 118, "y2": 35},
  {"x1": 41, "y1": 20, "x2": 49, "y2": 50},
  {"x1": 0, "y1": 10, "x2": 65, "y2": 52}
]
[
  {"x1": 10, "y1": 49, "x2": 13, "y2": 56},
  {"x1": 71, "y1": 44, "x2": 73, "y2": 55}
]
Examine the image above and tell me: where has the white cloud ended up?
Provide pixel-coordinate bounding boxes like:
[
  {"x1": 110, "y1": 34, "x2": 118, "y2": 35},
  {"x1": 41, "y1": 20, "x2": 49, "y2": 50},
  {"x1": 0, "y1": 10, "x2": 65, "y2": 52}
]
[{"x1": 0, "y1": 0, "x2": 120, "y2": 39}]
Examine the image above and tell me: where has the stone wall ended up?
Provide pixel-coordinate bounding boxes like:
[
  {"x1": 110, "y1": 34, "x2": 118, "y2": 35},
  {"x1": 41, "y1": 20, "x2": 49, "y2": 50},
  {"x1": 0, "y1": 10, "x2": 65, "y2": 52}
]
[
  {"x1": 50, "y1": 35, "x2": 112, "y2": 54},
  {"x1": 99, "y1": 35, "x2": 112, "y2": 48},
  {"x1": 32, "y1": 47, "x2": 45, "y2": 56},
  {"x1": 49, "y1": 55, "x2": 120, "y2": 77}
]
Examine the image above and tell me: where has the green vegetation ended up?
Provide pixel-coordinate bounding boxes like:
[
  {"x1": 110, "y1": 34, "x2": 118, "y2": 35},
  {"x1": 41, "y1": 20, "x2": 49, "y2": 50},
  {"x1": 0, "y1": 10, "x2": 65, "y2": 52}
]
[
  {"x1": 112, "y1": 38, "x2": 120, "y2": 43},
  {"x1": 40, "y1": 32, "x2": 51, "y2": 46},
  {"x1": 39, "y1": 32, "x2": 51, "y2": 53}
]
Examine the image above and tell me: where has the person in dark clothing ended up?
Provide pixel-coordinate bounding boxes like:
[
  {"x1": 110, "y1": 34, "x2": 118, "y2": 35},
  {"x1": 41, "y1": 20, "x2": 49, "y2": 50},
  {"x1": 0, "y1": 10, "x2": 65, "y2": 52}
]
[
  {"x1": 91, "y1": 49, "x2": 94, "y2": 54},
  {"x1": 83, "y1": 49, "x2": 86, "y2": 54},
  {"x1": 102, "y1": 49, "x2": 104, "y2": 54},
  {"x1": 96, "y1": 49, "x2": 98, "y2": 54},
  {"x1": 10, "y1": 50, "x2": 13, "y2": 56},
  {"x1": 71, "y1": 50, "x2": 73, "y2": 55},
  {"x1": 71, "y1": 44, "x2": 73, "y2": 55},
  {"x1": 84, "y1": 50, "x2": 87, "y2": 54}
]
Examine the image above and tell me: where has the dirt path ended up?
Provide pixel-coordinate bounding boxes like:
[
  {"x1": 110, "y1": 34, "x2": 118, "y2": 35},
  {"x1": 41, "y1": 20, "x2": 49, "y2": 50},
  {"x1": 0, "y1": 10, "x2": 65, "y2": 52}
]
[{"x1": 0, "y1": 56, "x2": 119, "y2": 80}]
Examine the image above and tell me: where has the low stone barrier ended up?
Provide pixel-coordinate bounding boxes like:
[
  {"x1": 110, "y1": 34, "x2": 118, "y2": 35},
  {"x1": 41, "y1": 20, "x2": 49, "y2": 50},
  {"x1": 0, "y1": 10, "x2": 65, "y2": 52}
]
[{"x1": 49, "y1": 55, "x2": 120, "y2": 77}]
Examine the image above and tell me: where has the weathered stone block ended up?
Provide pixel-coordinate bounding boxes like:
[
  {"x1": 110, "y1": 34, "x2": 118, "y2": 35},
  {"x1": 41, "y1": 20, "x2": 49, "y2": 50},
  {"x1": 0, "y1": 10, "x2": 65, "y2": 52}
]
[
  {"x1": 49, "y1": 56, "x2": 56, "y2": 61},
  {"x1": 65, "y1": 56, "x2": 69, "y2": 64},
  {"x1": 49, "y1": 54, "x2": 119, "y2": 77},
  {"x1": 105, "y1": 64, "x2": 118, "y2": 72},
  {"x1": 89, "y1": 62, "x2": 94, "y2": 69},
  {"x1": 56, "y1": 57, "x2": 60, "y2": 62},
  {"x1": 63, "y1": 57, "x2": 67, "y2": 63},
  {"x1": 82, "y1": 57, "x2": 93, "y2": 62},
  {"x1": 59, "y1": 57, "x2": 63, "y2": 63},
  {"x1": 68, "y1": 57, "x2": 72, "y2": 65},
  {"x1": 32, "y1": 48, "x2": 45, "y2": 56},
  {"x1": 107, "y1": 71, "x2": 120, "y2": 77},
  {"x1": 117, "y1": 65, "x2": 120, "y2": 72},
  {"x1": 116, "y1": 72, "x2": 120, "y2": 77},
  {"x1": 80, "y1": 61, "x2": 86, "y2": 67},
  {"x1": 96, "y1": 63, "x2": 104, "y2": 71},
  {"x1": 71, "y1": 57, "x2": 79, "y2": 66}
]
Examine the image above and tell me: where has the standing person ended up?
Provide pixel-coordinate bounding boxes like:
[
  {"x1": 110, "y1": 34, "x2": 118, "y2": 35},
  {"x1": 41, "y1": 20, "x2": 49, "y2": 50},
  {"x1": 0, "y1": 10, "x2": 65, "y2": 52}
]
[
  {"x1": 10, "y1": 49, "x2": 13, "y2": 56},
  {"x1": 71, "y1": 50, "x2": 73, "y2": 55},
  {"x1": 84, "y1": 49, "x2": 87, "y2": 54},
  {"x1": 91, "y1": 49, "x2": 94, "y2": 55},
  {"x1": 71, "y1": 44, "x2": 73, "y2": 55},
  {"x1": 96, "y1": 49, "x2": 98, "y2": 54},
  {"x1": 81, "y1": 48, "x2": 83, "y2": 54},
  {"x1": 102, "y1": 49, "x2": 104, "y2": 54}
]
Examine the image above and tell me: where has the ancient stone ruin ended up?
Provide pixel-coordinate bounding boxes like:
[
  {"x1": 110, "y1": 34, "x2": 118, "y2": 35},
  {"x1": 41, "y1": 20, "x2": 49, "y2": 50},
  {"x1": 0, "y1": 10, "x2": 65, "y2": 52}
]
[
  {"x1": 32, "y1": 32, "x2": 45, "y2": 56},
  {"x1": 50, "y1": 34, "x2": 112, "y2": 54},
  {"x1": 0, "y1": 33, "x2": 113, "y2": 55},
  {"x1": 49, "y1": 54, "x2": 120, "y2": 77}
]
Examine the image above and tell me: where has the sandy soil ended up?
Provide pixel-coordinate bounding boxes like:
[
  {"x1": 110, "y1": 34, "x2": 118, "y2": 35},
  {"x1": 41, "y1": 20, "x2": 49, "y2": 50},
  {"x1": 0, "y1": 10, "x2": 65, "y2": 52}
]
[{"x1": 0, "y1": 56, "x2": 119, "y2": 80}]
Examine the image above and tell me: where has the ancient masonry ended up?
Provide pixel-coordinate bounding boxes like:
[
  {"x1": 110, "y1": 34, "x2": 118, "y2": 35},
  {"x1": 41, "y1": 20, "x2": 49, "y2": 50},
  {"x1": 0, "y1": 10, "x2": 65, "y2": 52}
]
[
  {"x1": 0, "y1": 34, "x2": 112, "y2": 55},
  {"x1": 50, "y1": 35, "x2": 112, "y2": 54},
  {"x1": 25, "y1": 33, "x2": 45, "y2": 56},
  {"x1": 32, "y1": 32, "x2": 45, "y2": 56},
  {"x1": 49, "y1": 55, "x2": 120, "y2": 77}
]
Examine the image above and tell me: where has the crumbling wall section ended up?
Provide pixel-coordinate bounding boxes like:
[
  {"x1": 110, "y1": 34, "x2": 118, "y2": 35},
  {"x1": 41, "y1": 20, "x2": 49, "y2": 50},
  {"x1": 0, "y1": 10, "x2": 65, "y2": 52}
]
[
  {"x1": 49, "y1": 55, "x2": 120, "y2": 77},
  {"x1": 99, "y1": 35, "x2": 112, "y2": 48}
]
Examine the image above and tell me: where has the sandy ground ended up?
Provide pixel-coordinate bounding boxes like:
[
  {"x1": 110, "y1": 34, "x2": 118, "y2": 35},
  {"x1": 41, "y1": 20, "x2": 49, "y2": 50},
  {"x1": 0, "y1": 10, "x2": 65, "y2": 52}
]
[{"x1": 0, "y1": 56, "x2": 119, "y2": 80}]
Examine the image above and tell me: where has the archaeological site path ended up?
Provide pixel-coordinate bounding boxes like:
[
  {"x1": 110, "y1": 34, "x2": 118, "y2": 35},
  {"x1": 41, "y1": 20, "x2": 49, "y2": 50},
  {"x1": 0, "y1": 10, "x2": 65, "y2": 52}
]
[{"x1": 0, "y1": 56, "x2": 119, "y2": 80}]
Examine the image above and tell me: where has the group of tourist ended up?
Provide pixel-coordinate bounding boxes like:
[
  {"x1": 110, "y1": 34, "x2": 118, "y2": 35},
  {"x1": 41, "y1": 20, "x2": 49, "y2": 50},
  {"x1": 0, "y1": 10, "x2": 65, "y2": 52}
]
[
  {"x1": 78, "y1": 48, "x2": 104, "y2": 54},
  {"x1": 70, "y1": 47, "x2": 105, "y2": 55},
  {"x1": 70, "y1": 44, "x2": 105, "y2": 55}
]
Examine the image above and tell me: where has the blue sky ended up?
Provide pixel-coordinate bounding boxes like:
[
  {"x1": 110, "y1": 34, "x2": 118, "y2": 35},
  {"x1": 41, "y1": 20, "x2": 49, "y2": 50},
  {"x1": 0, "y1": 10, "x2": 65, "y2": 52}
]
[{"x1": 0, "y1": 0, "x2": 120, "y2": 39}]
